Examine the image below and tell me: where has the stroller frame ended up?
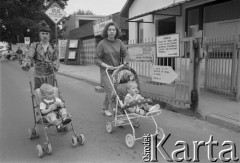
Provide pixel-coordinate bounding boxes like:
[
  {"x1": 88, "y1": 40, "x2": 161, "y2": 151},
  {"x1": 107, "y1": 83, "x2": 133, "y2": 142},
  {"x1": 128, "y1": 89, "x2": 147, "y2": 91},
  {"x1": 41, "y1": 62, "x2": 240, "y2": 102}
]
[
  {"x1": 105, "y1": 66, "x2": 165, "y2": 148},
  {"x1": 26, "y1": 63, "x2": 85, "y2": 158}
]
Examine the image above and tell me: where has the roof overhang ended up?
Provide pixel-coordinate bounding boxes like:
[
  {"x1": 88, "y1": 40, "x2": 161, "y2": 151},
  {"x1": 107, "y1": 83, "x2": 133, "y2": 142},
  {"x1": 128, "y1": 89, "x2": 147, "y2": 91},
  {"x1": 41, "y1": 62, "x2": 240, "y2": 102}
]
[{"x1": 125, "y1": 0, "x2": 196, "y2": 23}]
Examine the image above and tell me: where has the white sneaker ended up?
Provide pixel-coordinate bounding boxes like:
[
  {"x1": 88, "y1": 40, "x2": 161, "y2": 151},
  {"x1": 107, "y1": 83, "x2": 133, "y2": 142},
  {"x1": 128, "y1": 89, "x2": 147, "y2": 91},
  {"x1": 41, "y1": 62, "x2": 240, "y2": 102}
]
[
  {"x1": 104, "y1": 110, "x2": 112, "y2": 117},
  {"x1": 149, "y1": 104, "x2": 160, "y2": 112}
]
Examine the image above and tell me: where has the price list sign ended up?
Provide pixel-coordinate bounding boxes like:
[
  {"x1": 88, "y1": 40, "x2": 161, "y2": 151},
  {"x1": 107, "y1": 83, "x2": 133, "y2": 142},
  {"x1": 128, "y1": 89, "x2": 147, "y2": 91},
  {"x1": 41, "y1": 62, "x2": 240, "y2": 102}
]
[{"x1": 156, "y1": 34, "x2": 179, "y2": 57}]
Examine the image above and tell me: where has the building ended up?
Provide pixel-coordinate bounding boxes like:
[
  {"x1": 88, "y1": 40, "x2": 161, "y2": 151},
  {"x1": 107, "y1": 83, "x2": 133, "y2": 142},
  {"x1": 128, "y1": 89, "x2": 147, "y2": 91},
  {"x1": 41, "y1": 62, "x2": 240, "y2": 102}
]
[
  {"x1": 120, "y1": 0, "x2": 240, "y2": 105},
  {"x1": 62, "y1": 14, "x2": 106, "y2": 39},
  {"x1": 65, "y1": 12, "x2": 129, "y2": 65}
]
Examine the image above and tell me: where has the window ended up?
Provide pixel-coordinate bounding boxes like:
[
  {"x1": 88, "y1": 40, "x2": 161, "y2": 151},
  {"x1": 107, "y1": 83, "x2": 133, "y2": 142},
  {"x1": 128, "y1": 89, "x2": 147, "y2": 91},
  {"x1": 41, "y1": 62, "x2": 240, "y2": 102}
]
[{"x1": 156, "y1": 17, "x2": 176, "y2": 70}]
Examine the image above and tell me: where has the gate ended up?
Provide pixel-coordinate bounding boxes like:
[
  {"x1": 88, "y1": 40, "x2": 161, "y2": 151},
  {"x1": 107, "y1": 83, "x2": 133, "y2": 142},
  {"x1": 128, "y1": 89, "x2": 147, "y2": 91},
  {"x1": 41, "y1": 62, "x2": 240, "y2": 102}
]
[
  {"x1": 127, "y1": 37, "x2": 200, "y2": 108},
  {"x1": 81, "y1": 38, "x2": 96, "y2": 65},
  {"x1": 205, "y1": 36, "x2": 240, "y2": 101}
]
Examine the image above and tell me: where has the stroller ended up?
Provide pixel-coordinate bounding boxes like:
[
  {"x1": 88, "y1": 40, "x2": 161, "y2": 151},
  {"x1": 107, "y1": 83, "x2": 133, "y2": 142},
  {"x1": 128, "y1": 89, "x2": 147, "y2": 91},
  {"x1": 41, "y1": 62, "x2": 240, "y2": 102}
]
[
  {"x1": 25, "y1": 61, "x2": 85, "y2": 158},
  {"x1": 105, "y1": 65, "x2": 165, "y2": 148}
]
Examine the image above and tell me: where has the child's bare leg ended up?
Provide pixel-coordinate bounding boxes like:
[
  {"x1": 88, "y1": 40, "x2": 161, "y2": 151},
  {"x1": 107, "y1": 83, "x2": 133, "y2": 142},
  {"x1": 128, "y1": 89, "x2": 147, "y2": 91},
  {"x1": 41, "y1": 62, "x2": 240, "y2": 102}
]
[
  {"x1": 59, "y1": 108, "x2": 71, "y2": 125},
  {"x1": 128, "y1": 107, "x2": 145, "y2": 115},
  {"x1": 47, "y1": 112, "x2": 61, "y2": 127}
]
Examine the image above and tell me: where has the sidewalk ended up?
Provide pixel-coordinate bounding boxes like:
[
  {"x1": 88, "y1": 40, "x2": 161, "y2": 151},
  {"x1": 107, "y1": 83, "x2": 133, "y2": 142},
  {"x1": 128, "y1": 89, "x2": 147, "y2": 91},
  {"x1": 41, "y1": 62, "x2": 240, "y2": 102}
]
[{"x1": 57, "y1": 63, "x2": 240, "y2": 132}]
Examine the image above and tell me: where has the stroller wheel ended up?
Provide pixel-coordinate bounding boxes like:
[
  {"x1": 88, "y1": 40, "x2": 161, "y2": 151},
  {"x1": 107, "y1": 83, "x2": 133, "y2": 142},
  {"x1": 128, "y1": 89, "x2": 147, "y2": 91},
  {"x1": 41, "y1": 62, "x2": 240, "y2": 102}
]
[
  {"x1": 71, "y1": 136, "x2": 78, "y2": 147},
  {"x1": 106, "y1": 121, "x2": 113, "y2": 133},
  {"x1": 46, "y1": 143, "x2": 52, "y2": 155},
  {"x1": 77, "y1": 134, "x2": 85, "y2": 145},
  {"x1": 36, "y1": 144, "x2": 43, "y2": 158},
  {"x1": 28, "y1": 128, "x2": 39, "y2": 139},
  {"x1": 125, "y1": 134, "x2": 135, "y2": 148},
  {"x1": 156, "y1": 127, "x2": 165, "y2": 140}
]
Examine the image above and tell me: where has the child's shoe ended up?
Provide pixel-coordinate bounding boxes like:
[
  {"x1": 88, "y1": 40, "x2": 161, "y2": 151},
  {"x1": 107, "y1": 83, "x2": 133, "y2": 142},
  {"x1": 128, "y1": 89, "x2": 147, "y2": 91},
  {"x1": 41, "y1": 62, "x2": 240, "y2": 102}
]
[
  {"x1": 103, "y1": 110, "x2": 112, "y2": 117},
  {"x1": 62, "y1": 117, "x2": 72, "y2": 125},
  {"x1": 57, "y1": 124, "x2": 63, "y2": 130},
  {"x1": 149, "y1": 104, "x2": 160, "y2": 112},
  {"x1": 135, "y1": 108, "x2": 146, "y2": 115}
]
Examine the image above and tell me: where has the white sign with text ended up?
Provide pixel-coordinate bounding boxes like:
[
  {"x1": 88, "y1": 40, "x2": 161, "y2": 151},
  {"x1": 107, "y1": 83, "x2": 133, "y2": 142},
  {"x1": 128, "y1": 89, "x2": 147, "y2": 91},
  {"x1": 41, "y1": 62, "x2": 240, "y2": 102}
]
[
  {"x1": 156, "y1": 34, "x2": 179, "y2": 57},
  {"x1": 151, "y1": 65, "x2": 178, "y2": 84}
]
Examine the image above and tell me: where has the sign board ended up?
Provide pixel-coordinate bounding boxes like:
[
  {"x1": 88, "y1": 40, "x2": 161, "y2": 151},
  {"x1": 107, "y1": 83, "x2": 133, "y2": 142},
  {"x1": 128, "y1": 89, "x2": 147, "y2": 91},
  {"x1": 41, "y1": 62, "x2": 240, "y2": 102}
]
[
  {"x1": 128, "y1": 43, "x2": 155, "y2": 63},
  {"x1": 156, "y1": 33, "x2": 180, "y2": 57},
  {"x1": 24, "y1": 37, "x2": 30, "y2": 44},
  {"x1": 68, "y1": 51, "x2": 76, "y2": 59},
  {"x1": 69, "y1": 40, "x2": 79, "y2": 48},
  {"x1": 93, "y1": 16, "x2": 112, "y2": 36},
  {"x1": 58, "y1": 39, "x2": 67, "y2": 59},
  {"x1": 45, "y1": 2, "x2": 66, "y2": 24},
  {"x1": 151, "y1": 65, "x2": 178, "y2": 84}
]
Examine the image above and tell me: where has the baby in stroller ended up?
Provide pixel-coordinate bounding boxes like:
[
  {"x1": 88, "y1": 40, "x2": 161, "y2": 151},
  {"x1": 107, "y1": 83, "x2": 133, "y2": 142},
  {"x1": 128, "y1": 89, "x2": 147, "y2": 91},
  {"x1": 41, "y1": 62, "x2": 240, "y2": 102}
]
[
  {"x1": 39, "y1": 83, "x2": 71, "y2": 130},
  {"x1": 124, "y1": 81, "x2": 160, "y2": 116}
]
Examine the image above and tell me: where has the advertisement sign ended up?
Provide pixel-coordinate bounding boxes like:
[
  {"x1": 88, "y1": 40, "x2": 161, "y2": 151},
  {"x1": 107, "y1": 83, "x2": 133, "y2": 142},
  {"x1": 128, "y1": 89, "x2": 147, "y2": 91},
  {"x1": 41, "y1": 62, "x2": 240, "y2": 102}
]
[
  {"x1": 58, "y1": 39, "x2": 67, "y2": 59},
  {"x1": 45, "y1": 2, "x2": 66, "y2": 24},
  {"x1": 68, "y1": 51, "x2": 76, "y2": 59},
  {"x1": 69, "y1": 40, "x2": 78, "y2": 48},
  {"x1": 128, "y1": 44, "x2": 155, "y2": 63},
  {"x1": 156, "y1": 33, "x2": 179, "y2": 57},
  {"x1": 93, "y1": 16, "x2": 112, "y2": 36}
]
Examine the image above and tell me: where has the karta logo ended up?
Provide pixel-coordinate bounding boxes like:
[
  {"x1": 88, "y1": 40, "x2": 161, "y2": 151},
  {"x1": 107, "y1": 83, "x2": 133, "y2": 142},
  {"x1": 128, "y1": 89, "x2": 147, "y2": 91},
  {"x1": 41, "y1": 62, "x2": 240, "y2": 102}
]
[{"x1": 142, "y1": 134, "x2": 239, "y2": 162}]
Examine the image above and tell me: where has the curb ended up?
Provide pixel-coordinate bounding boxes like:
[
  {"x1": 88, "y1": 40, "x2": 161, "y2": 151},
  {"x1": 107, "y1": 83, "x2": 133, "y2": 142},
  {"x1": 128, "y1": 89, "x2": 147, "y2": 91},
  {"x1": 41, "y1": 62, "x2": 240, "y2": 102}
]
[
  {"x1": 206, "y1": 114, "x2": 240, "y2": 132},
  {"x1": 152, "y1": 98, "x2": 240, "y2": 133}
]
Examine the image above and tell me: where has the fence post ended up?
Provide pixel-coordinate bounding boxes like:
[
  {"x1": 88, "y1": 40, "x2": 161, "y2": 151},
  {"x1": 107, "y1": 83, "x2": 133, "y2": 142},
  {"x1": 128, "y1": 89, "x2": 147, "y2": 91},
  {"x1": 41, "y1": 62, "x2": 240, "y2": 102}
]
[
  {"x1": 190, "y1": 37, "x2": 202, "y2": 112},
  {"x1": 236, "y1": 37, "x2": 240, "y2": 101}
]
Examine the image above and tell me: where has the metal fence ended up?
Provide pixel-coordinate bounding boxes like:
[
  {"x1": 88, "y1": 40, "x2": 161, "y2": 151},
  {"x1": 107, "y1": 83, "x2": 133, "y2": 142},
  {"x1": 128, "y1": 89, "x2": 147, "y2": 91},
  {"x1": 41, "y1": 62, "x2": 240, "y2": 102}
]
[{"x1": 205, "y1": 36, "x2": 240, "y2": 100}]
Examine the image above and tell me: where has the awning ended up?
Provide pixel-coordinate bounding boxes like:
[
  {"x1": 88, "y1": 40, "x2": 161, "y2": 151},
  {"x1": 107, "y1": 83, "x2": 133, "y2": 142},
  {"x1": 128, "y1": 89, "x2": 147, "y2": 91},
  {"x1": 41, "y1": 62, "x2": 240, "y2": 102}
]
[{"x1": 126, "y1": 0, "x2": 196, "y2": 22}]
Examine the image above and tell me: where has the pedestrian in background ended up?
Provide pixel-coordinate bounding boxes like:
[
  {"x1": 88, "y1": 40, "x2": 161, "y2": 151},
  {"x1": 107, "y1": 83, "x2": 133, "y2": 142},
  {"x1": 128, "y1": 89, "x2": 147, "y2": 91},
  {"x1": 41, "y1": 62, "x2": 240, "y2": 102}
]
[
  {"x1": 95, "y1": 22, "x2": 130, "y2": 117},
  {"x1": 22, "y1": 21, "x2": 59, "y2": 90},
  {"x1": 16, "y1": 47, "x2": 23, "y2": 65}
]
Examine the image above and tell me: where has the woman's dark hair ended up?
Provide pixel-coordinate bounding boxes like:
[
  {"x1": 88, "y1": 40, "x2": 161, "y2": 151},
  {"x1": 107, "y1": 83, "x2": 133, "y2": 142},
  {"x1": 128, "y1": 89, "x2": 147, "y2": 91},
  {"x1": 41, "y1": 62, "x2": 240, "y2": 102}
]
[
  {"x1": 102, "y1": 22, "x2": 121, "y2": 39},
  {"x1": 39, "y1": 21, "x2": 50, "y2": 32}
]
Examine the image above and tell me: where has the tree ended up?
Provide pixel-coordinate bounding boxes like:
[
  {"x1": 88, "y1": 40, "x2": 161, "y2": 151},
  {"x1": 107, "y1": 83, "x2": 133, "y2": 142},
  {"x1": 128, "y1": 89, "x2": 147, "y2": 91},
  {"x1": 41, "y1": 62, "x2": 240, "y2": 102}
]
[
  {"x1": 72, "y1": 9, "x2": 94, "y2": 15},
  {"x1": 0, "y1": 0, "x2": 69, "y2": 44}
]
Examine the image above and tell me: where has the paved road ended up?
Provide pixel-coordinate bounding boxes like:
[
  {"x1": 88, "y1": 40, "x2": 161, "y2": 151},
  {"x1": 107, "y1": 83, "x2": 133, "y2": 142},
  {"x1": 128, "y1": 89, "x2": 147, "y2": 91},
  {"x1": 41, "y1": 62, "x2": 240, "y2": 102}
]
[{"x1": 0, "y1": 61, "x2": 239, "y2": 163}]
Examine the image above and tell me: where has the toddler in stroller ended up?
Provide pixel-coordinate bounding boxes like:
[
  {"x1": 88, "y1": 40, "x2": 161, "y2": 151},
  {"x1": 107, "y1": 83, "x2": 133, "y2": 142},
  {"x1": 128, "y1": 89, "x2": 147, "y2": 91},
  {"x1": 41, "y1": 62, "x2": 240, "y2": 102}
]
[
  {"x1": 124, "y1": 81, "x2": 160, "y2": 116},
  {"x1": 27, "y1": 75, "x2": 85, "y2": 158},
  {"x1": 105, "y1": 66, "x2": 165, "y2": 148},
  {"x1": 39, "y1": 83, "x2": 71, "y2": 130}
]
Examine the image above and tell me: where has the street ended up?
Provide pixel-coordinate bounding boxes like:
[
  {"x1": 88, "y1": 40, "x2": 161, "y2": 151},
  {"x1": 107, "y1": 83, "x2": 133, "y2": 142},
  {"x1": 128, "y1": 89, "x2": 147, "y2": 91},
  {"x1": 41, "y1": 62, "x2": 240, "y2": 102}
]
[{"x1": 0, "y1": 61, "x2": 239, "y2": 163}]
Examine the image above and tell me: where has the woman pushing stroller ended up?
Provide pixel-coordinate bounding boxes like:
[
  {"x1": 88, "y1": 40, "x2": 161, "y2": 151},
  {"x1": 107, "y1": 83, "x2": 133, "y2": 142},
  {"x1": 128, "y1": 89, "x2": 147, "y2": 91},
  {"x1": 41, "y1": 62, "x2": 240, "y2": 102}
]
[
  {"x1": 22, "y1": 21, "x2": 59, "y2": 90},
  {"x1": 95, "y1": 21, "x2": 130, "y2": 117}
]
